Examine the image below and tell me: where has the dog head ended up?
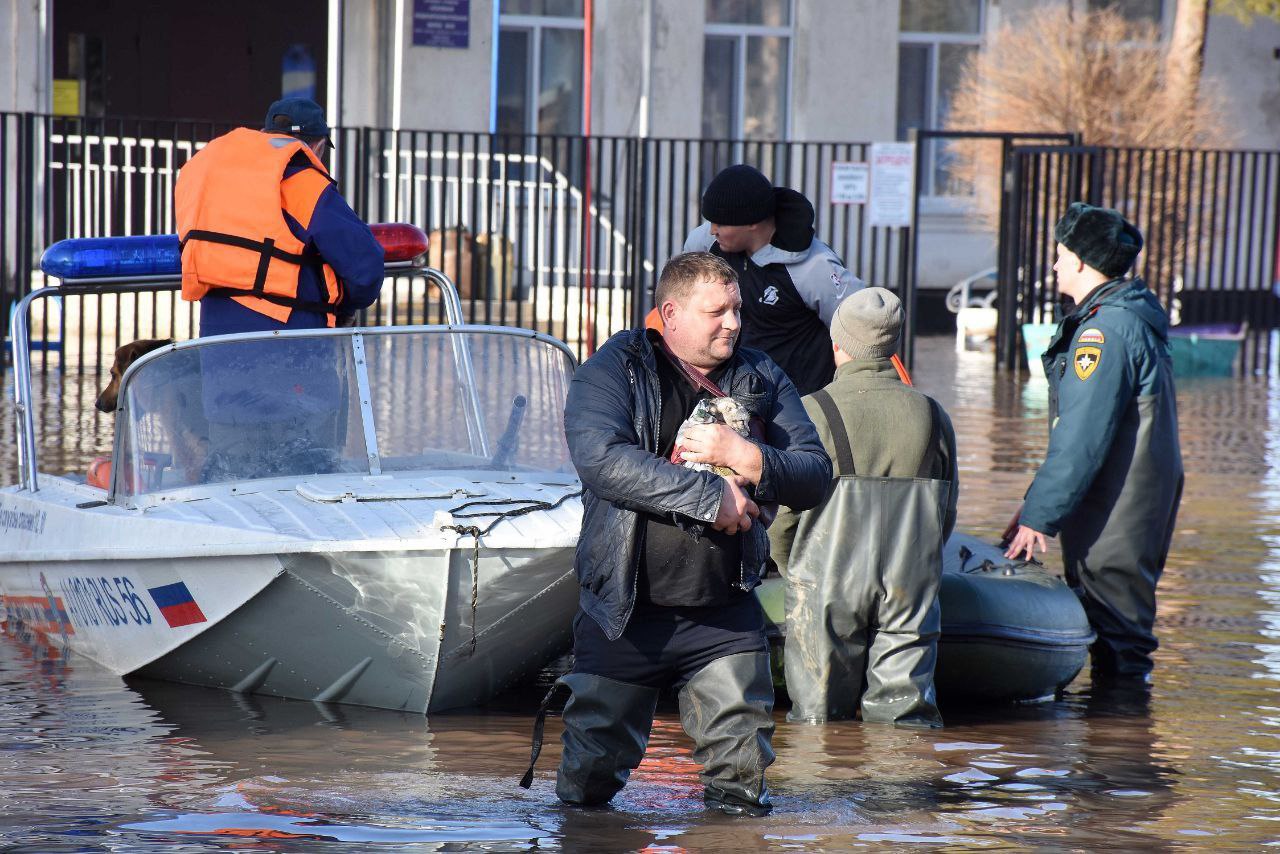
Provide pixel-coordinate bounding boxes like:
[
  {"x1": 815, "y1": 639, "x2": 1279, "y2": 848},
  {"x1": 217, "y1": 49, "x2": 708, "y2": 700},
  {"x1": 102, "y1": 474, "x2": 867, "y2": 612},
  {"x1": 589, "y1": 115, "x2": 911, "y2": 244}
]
[
  {"x1": 96, "y1": 339, "x2": 172, "y2": 413},
  {"x1": 705, "y1": 397, "x2": 752, "y2": 437}
]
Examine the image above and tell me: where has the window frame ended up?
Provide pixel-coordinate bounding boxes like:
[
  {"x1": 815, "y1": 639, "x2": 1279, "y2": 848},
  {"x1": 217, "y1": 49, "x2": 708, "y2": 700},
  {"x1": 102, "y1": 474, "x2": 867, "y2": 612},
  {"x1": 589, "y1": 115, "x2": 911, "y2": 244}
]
[
  {"x1": 898, "y1": 3, "x2": 986, "y2": 204},
  {"x1": 703, "y1": 11, "x2": 794, "y2": 141},
  {"x1": 1084, "y1": 0, "x2": 1166, "y2": 27},
  {"x1": 498, "y1": 11, "x2": 587, "y2": 136}
]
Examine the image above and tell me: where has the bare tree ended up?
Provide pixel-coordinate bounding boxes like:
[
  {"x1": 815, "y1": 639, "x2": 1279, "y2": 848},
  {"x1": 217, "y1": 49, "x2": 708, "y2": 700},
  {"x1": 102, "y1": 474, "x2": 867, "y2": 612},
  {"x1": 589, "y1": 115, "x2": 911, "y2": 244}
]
[
  {"x1": 1166, "y1": 0, "x2": 1209, "y2": 115},
  {"x1": 945, "y1": 6, "x2": 1232, "y2": 220},
  {"x1": 945, "y1": 6, "x2": 1242, "y2": 318},
  {"x1": 1166, "y1": 0, "x2": 1280, "y2": 114}
]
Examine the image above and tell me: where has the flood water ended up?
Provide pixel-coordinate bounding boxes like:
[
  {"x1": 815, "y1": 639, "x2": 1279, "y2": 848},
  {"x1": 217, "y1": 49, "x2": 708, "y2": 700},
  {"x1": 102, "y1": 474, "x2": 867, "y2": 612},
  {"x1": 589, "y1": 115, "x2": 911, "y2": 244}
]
[{"x1": 3, "y1": 335, "x2": 1280, "y2": 850}]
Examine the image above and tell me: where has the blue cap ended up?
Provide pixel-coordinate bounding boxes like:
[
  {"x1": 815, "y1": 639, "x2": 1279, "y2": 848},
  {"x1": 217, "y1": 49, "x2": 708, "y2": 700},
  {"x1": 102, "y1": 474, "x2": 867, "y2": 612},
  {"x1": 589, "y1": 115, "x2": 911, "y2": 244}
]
[{"x1": 263, "y1": 97, "x2": 332, "y2": 145}]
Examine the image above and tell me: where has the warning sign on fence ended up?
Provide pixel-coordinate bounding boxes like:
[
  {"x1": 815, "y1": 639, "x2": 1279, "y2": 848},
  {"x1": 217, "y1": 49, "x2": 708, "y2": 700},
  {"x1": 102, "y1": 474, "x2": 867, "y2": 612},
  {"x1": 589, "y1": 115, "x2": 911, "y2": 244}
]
[
  {"x1": 829, "y1": 162, "x2": 869, "y2": 205},
  {"x1": 868, "y1": 142, "x2": 915, "y2": 228}
]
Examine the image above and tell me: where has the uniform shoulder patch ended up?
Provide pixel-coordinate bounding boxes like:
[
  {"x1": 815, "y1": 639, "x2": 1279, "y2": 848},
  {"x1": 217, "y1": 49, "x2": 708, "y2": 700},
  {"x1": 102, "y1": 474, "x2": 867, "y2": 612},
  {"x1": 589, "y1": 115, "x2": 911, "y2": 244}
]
[
  {"x1": 1074, "y1": 346, "x2": 1101, "y2": 380},
  {"x1": 1077, "y1": 328, "x2": 1105, "y2": 345}
]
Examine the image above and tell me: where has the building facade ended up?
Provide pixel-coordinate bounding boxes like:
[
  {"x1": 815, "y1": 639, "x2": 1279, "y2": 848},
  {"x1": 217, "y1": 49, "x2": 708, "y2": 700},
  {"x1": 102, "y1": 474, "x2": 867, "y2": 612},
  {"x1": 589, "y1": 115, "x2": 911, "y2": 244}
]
[{"x1": 2, "y1": 0, "x2": 1277, "y2": 294}]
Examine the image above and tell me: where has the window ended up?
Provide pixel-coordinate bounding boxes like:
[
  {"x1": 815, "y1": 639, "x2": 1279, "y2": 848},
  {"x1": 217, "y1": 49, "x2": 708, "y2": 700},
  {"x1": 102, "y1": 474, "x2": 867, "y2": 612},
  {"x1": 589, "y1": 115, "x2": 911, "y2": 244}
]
[
  {"x1": 500, "y1": 0, "x2": 583, "y2": 19},
  {"x1": 701, "y1": 0, "x2": 792, "y2": 141},
  {"x1": 497, "y1": 2, "x2": 585, "y2": 135},
  {"x1": 1087, "y1": 0, "x2": 1164, "y2": 24},
  {"x1": 897, "y1": 0, "x2": 983, "y2": 197}
]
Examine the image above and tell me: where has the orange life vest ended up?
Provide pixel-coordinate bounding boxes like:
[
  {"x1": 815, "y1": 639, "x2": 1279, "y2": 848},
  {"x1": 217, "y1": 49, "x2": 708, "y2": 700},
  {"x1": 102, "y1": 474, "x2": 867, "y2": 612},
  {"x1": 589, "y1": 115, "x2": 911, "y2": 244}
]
[{"x1": 175, "y1": 127, "x2": 344, "y2": 326}]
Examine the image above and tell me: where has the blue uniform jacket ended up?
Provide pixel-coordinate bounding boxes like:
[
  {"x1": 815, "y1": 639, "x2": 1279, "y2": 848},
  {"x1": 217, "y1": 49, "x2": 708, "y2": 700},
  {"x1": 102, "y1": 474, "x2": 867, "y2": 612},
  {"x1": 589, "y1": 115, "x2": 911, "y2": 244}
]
[
  {"x1": 1020, "y1": 277, "x2": 1182, "y2": 536},
  {"x1": 199, "y1": 161, "x2": 385, "y2": 336}
]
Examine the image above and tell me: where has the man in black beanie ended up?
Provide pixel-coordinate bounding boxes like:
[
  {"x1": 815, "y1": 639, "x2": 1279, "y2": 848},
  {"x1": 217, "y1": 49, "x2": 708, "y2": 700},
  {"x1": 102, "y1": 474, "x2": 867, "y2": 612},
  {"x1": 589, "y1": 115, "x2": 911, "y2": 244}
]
[
  {"x1": 1005, "y1": 202, "x2": 1183, "y2": 681},
  {"x1": 683, "y1": 164, "x2": 862, "y2": 396}
]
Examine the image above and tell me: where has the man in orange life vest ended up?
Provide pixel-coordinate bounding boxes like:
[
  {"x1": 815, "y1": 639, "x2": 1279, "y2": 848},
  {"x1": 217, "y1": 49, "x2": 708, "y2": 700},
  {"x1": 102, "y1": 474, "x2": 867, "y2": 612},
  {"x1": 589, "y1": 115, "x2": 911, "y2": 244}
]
[
  {"x1": 176, "y1": 97, "x2": 384, "y2": 334},
  {"x1": 174, "y1": 99, "x2": 384, "y2": 480}
]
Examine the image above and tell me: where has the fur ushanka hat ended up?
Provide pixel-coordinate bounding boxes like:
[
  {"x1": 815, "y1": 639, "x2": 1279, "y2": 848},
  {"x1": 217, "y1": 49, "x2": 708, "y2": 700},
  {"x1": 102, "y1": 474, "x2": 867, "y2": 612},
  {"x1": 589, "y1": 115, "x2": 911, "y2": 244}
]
[{"x1": 1054, "y1": 202, "x2": 1144, "y2": 278}]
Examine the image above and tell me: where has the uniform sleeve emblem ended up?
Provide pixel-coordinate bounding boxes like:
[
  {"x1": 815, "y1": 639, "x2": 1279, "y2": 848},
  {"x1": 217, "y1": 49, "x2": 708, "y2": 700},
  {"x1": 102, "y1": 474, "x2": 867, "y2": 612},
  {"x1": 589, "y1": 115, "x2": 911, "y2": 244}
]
[
  {"x1": 1077, "y1": 328, "x2": 1105, "y2": 345},
  {"x1": 1074, "y1": 346, "x2": 1101, "y2": 380}
]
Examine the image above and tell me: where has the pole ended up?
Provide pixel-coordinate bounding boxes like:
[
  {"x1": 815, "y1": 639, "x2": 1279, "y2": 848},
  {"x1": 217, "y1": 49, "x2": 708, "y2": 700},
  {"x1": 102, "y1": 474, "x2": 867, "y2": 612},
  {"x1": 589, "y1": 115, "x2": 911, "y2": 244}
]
[{"x1": 581, "y1": 0, "x2": 595, "y2": 353}]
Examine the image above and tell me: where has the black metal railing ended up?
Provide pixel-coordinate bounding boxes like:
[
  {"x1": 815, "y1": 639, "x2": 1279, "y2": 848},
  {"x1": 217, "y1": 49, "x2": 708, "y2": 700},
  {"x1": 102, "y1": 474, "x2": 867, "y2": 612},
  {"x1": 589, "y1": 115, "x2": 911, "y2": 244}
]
[
  {"x1": 1003, "y1": 144, "x2": 1280, "y2": 372},
  {"x1": 0, "y1": 113, "x2": 911, "y2": 370}
]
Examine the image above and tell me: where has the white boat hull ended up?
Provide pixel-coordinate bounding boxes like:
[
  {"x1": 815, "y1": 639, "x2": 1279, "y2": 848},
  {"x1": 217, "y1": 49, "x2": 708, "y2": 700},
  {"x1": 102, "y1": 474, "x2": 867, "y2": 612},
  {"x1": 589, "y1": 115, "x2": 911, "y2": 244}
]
[
  {"x1": 2, "y1": 320, "x2": 587, "y2": 713},
  {"x1": 0, "y1": 475, "x2": 581, "y2": 713}
]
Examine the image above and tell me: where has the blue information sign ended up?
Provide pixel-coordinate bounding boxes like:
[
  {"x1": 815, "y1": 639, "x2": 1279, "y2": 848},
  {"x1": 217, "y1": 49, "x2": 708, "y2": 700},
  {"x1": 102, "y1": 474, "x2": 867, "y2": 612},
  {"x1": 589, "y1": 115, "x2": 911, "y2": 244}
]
[{"x1": 413, "y1": 0, "x2": 470, "y2": 49}]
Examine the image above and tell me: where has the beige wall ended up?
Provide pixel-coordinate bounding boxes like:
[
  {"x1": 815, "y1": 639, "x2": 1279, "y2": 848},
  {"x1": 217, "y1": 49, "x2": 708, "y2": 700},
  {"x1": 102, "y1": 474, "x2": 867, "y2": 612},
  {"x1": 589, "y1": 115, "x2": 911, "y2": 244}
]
[
  {"x1": 394, "y1": 0, "x2": 494, "y2": 131},
  {"x1": 792, "y1": 0, "x2": 897, "y2": 142},
  {"x1": 647, "y1": 0, "x2": 703, "y2": 138},
  {"x1": 1203, "y1": 10, "x2": 1280, "y2": 150},
  {"x1": 589, "y1": 0, "x2": 644, "y2": 137},
  {"x1": 335, "y1": 0, "x2": 387, "y2": 128},
  {"x1": 1, "y1": 0, "x2": 51, "y2": 113}
]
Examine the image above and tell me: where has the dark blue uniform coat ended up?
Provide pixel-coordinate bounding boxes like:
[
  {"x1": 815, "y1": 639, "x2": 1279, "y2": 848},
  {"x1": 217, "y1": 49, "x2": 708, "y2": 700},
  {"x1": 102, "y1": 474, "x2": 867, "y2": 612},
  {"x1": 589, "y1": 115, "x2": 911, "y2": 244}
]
[
  {"x1": 199, "y1": 161, "x2": 384, "y2": 336},
  {"x1": 1021, "y1": 277, "x2": 1183, "y2": 676}
]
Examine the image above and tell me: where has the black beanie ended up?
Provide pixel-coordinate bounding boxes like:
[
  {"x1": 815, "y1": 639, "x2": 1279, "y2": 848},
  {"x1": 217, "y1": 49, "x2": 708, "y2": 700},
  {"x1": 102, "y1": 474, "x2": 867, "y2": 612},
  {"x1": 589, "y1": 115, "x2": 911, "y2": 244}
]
[
  {"x1": 701, "y1": 164, "x2": 776, "y2": 225},
  {"x1": 1054, "y1": 202, "x2": 1144, "y2": 278}
]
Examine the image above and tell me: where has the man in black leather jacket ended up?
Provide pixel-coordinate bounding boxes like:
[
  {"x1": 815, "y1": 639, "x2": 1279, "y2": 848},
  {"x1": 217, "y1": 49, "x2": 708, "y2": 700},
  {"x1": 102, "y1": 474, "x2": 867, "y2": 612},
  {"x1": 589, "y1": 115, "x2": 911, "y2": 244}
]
[{"x1": 548, "y1": 252, "x2": 830, "y2": 815}]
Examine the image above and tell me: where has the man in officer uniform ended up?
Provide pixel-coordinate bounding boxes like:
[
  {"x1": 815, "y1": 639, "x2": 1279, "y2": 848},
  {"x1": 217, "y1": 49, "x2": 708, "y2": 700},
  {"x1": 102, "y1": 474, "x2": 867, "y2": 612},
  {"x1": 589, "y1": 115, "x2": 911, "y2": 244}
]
[
  {"x1": 1005, "y1": 203, "x2": 1183, "y2": 680},
  {"x1": 683, "y1": 164, "x2": 863, "y2": 396}
]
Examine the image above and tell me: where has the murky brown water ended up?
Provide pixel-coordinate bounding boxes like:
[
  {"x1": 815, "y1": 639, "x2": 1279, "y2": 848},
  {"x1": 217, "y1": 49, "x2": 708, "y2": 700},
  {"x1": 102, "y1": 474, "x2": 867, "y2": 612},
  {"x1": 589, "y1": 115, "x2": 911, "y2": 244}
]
[{"x1": 3, "y1": 335, "x2": 1279, "y2": 850}]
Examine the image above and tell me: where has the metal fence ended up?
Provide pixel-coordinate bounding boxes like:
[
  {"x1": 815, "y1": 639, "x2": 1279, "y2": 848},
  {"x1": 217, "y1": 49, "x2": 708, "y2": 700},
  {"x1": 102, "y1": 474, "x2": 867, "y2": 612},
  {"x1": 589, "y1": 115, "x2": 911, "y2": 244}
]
[
  {"x1": 0, "y1": 112, "x2": 911, "y2": 369},
  {"x1": 1003, "y1": 144, "x2": 1280, "y2": 371}
]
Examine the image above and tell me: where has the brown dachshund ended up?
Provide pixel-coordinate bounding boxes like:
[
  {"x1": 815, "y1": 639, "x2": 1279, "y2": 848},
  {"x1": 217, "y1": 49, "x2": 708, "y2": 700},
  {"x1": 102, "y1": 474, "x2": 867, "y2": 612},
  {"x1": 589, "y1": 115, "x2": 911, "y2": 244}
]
[
  {"x1": 94, "y1": 338, "x2": 210, "y2": 487},
  {"x1": 95, "y1": 338, "x2": 172, "y2": 413}
]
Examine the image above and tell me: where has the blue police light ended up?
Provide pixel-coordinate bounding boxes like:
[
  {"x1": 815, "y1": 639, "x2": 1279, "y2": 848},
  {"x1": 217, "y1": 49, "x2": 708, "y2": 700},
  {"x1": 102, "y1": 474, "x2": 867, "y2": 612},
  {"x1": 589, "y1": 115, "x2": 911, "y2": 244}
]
[{"x1": 39, "y1": 235, "x2": 182, "y2": 281}]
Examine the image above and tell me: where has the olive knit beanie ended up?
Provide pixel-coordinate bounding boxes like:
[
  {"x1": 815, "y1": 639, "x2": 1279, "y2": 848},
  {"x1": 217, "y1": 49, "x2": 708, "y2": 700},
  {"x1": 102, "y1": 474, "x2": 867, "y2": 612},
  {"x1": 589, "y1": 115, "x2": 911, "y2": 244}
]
[{"x1": 831, "y1": 287, "x2": 903, "y2": 360}]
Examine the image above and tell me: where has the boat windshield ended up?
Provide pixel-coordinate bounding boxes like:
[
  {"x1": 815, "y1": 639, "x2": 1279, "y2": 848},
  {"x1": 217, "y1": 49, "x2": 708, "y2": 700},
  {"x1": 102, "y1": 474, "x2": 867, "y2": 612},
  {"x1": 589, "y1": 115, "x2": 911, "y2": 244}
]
[{"x1": 113, "y1": 328, "x2": 576, "y2": 497}]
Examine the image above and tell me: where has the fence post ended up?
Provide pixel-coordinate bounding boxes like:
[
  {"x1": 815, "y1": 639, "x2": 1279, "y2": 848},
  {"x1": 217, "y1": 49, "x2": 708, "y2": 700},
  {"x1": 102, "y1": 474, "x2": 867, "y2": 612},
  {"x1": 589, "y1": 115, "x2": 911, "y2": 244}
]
[
  {"x1": 997, "y1": 149, "x2": 1024, "y2": 371},
  {"x1": 629, "y1": 137, "x2": 651, "y2": 331},
  {"x1": 903, "y1": 127, "x2": 923, "y2": 370}
]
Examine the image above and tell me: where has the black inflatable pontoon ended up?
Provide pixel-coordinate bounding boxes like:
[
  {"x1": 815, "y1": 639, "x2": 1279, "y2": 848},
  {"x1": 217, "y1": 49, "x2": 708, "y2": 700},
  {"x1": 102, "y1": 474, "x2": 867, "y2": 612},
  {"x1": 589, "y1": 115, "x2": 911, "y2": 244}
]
[{"x1": 757, "y1": 532, "x2": 1094, "y2": 706}]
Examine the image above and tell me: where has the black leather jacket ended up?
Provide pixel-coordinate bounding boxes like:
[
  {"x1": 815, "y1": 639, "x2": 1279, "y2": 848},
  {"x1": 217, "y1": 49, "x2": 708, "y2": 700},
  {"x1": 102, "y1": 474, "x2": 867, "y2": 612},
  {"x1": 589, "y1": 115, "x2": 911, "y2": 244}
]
[{"x1": 566, "y1": 328, "x2": 832, "y2": 640}]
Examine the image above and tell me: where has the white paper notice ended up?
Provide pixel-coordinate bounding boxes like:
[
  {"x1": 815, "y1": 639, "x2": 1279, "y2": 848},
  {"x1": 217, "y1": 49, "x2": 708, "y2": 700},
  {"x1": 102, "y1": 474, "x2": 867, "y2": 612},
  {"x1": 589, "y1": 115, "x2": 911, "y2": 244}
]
[
  {"x1": 869, "y1": 142, "x2": 916, "y2": 228},
  {"x1": 829, "y1": 162, "x2": 869, "y2": 205}
]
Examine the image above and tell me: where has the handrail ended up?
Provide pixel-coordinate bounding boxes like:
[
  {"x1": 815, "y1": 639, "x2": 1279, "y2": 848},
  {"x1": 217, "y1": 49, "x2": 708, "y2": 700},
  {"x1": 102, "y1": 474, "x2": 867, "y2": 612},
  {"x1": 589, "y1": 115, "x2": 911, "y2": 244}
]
[{"x1": 12, "y1": 260, "x2": 470, "y2": 492}]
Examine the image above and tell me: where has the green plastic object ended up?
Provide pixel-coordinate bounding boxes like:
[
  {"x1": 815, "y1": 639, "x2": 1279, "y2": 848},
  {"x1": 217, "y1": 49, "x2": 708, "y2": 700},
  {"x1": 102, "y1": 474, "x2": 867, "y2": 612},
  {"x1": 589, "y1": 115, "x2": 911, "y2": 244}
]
[
  {"x1": 1025, "y1": 319, "x2": 1245, "y2": 379},
  {"x1": 1168, "y1": 328, "x2": 1243, "y2": 377},
  {"x1": 1021, "y1": 322, "x2": 1056, "y2": 378}
]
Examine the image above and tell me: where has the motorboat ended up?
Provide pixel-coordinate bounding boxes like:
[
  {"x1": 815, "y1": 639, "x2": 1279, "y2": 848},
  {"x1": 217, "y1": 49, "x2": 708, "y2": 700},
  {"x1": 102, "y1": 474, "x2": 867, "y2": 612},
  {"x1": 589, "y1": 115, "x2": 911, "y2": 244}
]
[
  {"x1": 0, "y1": 229, "x2": 584, "y2": 713},
  {"x1": 756, "y1": 533, "x2": 1094, "y2": 705}
]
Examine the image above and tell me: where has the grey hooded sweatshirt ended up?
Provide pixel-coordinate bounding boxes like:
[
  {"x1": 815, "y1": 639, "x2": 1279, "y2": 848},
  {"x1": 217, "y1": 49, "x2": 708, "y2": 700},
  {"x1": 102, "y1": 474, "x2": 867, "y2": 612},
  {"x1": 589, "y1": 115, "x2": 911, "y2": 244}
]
[{"x1": 683, "y1": 189, "x2": 863, "y2": 396}]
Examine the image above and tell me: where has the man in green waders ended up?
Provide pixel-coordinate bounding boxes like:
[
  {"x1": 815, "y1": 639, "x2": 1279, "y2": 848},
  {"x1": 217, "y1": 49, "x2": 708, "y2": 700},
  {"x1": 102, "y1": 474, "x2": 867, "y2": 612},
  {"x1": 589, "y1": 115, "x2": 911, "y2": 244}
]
[
  {"x1": 1005, "y1": 202, "x2": 1183, "y2": 681},
  {"x1": 770, "y1": 287, "x2": 958, "y2": 726}
]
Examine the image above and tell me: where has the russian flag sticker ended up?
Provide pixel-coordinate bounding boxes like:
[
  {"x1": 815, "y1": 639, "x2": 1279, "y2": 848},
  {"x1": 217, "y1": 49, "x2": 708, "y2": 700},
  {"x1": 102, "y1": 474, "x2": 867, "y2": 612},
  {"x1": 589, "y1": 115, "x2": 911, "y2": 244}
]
[{"x1": 147, "y1": 581, "x2": 208, "y2": 628}]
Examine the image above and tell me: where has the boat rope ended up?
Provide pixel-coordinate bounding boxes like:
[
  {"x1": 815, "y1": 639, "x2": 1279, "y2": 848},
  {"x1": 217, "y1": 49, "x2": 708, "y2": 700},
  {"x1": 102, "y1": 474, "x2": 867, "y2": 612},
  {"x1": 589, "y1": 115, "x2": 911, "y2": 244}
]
[
  {"x1": 439, "y1": 489, "x2": 584, "y2": 655},
  {"x1": 445, "y1": 488, "x2": 584, "y2": 533},
  {"x1": 958, "y1": 544, "x2": 1040, "y2": 575}
]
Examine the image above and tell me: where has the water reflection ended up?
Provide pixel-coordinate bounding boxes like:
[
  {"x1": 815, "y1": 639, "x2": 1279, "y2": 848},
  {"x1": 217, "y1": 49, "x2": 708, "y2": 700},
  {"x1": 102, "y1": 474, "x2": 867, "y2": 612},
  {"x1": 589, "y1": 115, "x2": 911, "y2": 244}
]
[{"x1": 2, "y1": 337, "x2": 1280, "y2": 847}]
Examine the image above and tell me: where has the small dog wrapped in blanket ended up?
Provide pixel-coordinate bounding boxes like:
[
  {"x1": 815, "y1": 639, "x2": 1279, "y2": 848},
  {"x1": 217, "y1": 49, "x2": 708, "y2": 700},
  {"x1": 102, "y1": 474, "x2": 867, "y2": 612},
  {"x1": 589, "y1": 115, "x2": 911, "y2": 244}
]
[{"x1": 672, "y1": 397, "x2": 752, "y2": 476}]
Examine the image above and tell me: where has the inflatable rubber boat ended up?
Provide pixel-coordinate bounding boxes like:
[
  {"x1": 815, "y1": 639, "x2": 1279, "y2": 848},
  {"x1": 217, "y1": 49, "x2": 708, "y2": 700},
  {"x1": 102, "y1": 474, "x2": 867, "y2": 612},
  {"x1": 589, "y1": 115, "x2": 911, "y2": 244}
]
[{"x1": 756, "y1": 532, "x2": 1094, "y2": 705}]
